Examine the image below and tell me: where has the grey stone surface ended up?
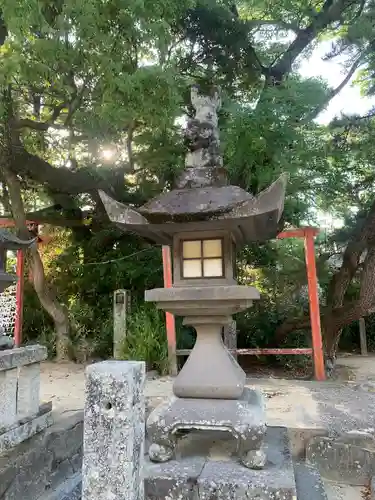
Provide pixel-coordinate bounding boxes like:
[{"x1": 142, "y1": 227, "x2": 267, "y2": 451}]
[
  {"x1": 306, "y1": 435, "x2": 375, "y2": 485},
  {"x1": 145, "y1": 457, "x2": 205, "y2": 500},
  {"x1": 42, "y1": 472, "x2": 82, "y2": 500},
  {"x1": 0, "y1": 336, "x2": 13, "y2": 350},
  {"x1": 144, "y1": 426, "x2": 296, "y2": 500},
  {"x1": 0, "y1": 410, "x2": 83, "y2": 500},
  {"x1": 147, "y1": 388, "x2": 266, "y2": 468},
  {"x1": 335, "y1": 430, "x2": 375, "y2": 449},
  {"x1": 0, "y1": 402, "x2": 53, "y2": 453},
  {"x1": 82, "y1": 361, "x2": 145, "y2": 500},
  {"x1": 0, "y1": 345, "x2": 47, "y2": 371},
  {"x1": 147, "y1": 285, "x2": 258, "y2": 401},
  {"x1": 17, "y1": 362, "x2": 41, "y2": 418},
  {"x1": 0, "y1": 367, "x2": 17, "y2": 427},
  {"x1": 293, "y1": 462, "x2": 328, "y2": 500},
  {"x1": 372, "y1": 475, "x2": 375, "y2": 500}
]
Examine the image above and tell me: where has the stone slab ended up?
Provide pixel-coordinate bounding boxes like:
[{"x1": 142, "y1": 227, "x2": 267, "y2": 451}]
[
  {"x1": 293, "y1": 462, "x2": 327, "y2": 500},
  {"x1": 0, "y1": 402, "x2": 53, "y2": 453},
  {"x1": 42, "y1": 472, "x2": 82, "y2": 500},
  {"x1": 306, "y1": 436, "x2": 375, "y2": 485},
  {"x1": 144, "y1": 426, "x2": 296, "y2": 500},
  {"x1": 145, "y1": 457, "x2": 206, "y2": 500},
  {"x1": 0, "y1": 345, "x2": 47, "y2": 371}
]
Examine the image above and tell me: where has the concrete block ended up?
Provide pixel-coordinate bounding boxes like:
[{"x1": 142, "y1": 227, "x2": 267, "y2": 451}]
[
  {"x1": 0, "y1": 345, "x2": 47, "y2": 371},
  {"x1": 17, "y1": 362, "x2": 40, "y2": 418},
  {"x1": 306, "y1": 436, "x2": 375, "y2": 485},
  {"x1": 82, "y1": 361, "x2": 145, "y2": 500},
  {"x1": 0, "y1": 368, "x2": 17, "y2": 428}
]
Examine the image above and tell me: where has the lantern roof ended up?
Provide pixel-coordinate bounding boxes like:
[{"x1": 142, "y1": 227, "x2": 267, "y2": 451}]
[{"x1": 100, "y1": 85, "x2": 287, "y2": 246}]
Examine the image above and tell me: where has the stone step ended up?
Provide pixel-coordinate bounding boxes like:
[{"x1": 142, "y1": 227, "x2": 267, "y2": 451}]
[
  {"x1": 144, "y1": 426, "x2": 297, "y2": 500},
  {"x1": 49, "y1": 427, "x2": 333, "y2": 500},
  {"x1": 293, "y1": 462, "x2": 328, "y2": 500}
]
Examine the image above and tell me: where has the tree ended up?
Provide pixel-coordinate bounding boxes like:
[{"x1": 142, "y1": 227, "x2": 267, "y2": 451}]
[
  {"x1": 1, "y1": 0, "x2": 374, "y2": 361},
  {"x1": 0, "y1": 0, "x2": 189, "y2": 357}
]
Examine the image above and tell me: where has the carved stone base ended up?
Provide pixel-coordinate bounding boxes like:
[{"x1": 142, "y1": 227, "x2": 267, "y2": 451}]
[{"x1": 146, "y1": 388, "x2": 266, "y2": 469}]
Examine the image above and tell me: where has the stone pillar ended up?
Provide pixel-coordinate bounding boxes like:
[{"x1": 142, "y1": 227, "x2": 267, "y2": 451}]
[
  {"x1": 359, "y1": 317, "x2": 368, "y2": 356},
  {"x1": 0, "y1": 368, "x2": 17, "y2": 427},
  {"x1": 82, "y1": 360, "x2": 146, "y2": 500},
  {"x1": 113, "y1": 289, "x2": 130, "y2": 359},
  {"x1": 17, "y1": 362, "x2": 40, "y2": 418}
]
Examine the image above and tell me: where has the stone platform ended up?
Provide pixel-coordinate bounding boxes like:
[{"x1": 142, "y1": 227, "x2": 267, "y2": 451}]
[
  {"x1": 0, "y1": 345, "x2": 53, "y2": 453},
  {"x1": 144, "y1": 426, "x2": 297, "y2": 500},
  {"x1": 147, "y1": 388, "x2": 266, "y2": 468}
]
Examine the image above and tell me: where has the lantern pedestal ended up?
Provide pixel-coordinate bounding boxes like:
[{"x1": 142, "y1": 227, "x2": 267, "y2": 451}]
[
  {"x1": 145, "y1": 285, "x2": 259, "y2": 400},
  {"x1": 146, "y1": 387, "x2": 267, "y2": 469},
  {"x1": 145, "y1": 284, "x2": 267, "y2": 469}
]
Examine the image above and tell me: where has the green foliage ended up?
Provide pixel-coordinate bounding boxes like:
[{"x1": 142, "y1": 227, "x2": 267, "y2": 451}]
[
  {"x1": 5, "y1": 0, "x2": 375, "y2": 369},
  {"x1": 119, "y1": 304, "x2": 169, "y2": 375}
]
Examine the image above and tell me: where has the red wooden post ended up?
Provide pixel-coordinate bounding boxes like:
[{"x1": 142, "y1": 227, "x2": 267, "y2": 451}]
[
  {"x1": 162, "y1": 246, "x2": 177, "y2": 376},
  {"x1": 14, "y1": 249, "x2": 25, "y2": 347},
  {"x1": 304, "y1": 228, "x2": 325, "y2": 381}
]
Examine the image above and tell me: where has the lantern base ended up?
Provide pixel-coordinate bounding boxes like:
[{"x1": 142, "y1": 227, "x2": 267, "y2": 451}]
[{"x1": 146, "y1": 387, "x2": 267, "y2": 469}]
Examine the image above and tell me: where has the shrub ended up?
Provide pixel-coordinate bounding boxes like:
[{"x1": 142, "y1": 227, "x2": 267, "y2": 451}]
[{"x1": 119, "y1": 304, "x2": 169, "y2": 375}]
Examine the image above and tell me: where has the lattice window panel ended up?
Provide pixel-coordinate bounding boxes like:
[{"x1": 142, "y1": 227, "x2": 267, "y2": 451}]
[{"x1": 0, "y1": 284, "x2": 17, "y2": 337}]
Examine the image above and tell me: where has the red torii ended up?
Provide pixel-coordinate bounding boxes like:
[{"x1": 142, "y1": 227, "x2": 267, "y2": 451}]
[{"x1": 162, "y1": 227, "x2": 326, "y2": 381}]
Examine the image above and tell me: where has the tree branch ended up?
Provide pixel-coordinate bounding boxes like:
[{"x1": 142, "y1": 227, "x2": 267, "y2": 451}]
[
  {"x1": 267, "y1": 0, "x2": 357, "y2": 83},
  {"x1": 11, "y1": 146, "x2": 113, "y2": 195},
  {"x1": 307, "y1": 54, "x2": 364, "y2": 121},
  {"x1": 11, "y1": 118, "x2": 66, "y2": 131},
  {"x1": 247, "y1": 19, "x2": 301, "y2": 34}
]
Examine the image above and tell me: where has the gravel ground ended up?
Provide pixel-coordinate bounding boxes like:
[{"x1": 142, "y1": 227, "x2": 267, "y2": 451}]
[{"x1": 40, "y1": 356, "x2": 375, "y2": 500}]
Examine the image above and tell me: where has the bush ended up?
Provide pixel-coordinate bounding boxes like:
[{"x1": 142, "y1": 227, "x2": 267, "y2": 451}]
[{"x1": 118, "y1": 304, "x2": 169, "y2": 375}]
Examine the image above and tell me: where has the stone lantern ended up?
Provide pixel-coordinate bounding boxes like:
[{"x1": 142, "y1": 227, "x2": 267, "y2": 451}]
[
  {"x1": 99, "y1": 85, "x2": 287, "y2": 469},
  {"x1": 0, "y1": 229, "x2": 35, "y2": 293}
]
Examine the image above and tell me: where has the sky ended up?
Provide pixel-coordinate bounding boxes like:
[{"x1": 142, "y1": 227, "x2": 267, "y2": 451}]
[
  {"x1": 298, "y1": 40, "x2": 375, "y2": 125},
  {"x1": 295, "y1": 41, "x2": 375, "y2": 229}
]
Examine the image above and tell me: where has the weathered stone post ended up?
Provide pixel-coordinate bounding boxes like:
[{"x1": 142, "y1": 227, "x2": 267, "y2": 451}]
[
  {"x1": 82, "y1": 360, "x2": 145, "y2": 500},
  {"x1": 359, "y1": 317, "x2": 368, "y2": 356},
  {"x1": 113, "y1": 289, "x2": 130, "y2": 359}
]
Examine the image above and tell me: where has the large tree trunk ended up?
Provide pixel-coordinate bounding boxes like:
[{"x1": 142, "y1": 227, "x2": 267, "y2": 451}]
[
  {"x1": 0, "y1": 87, "x2": 71, "y2": 359},
  {"x1": 3, "y1": 167, "x2": 71, "y2": 359}
]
